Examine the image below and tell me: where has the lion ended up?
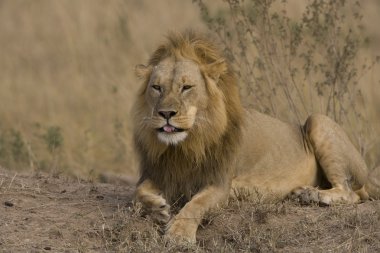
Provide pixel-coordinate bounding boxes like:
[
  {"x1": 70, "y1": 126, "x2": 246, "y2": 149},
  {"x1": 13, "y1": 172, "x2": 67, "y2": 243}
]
[{"x1": 132, "y1": 31, "x2": 380, "y2": 243}]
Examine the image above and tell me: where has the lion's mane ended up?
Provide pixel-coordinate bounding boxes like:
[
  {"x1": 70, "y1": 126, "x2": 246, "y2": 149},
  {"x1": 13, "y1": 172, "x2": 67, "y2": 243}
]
[{"x1": 132, "y1": 31, "x2": 244, "y2": 203}]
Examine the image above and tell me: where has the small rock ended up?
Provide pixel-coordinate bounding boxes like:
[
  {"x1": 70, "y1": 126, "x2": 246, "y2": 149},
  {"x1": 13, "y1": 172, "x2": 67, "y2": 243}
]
[
  {"x1": 96, "y1": 195, "x2": 104, "y2": 200},
  {"x1": 44, "y1": 246, "x2": 51, "y2": 250},
  {"x1": 4, "y1": 201, "x2": 14, "y2": 207},
  {"x1": 89, "y1": 186, "x2": 98, "y2": 194}
]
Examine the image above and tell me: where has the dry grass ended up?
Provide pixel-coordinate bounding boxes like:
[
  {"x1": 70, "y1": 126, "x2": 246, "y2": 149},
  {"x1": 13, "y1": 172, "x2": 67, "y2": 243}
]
[{"x1": 1, "y1": 168, "x2": 379, "y2": 252}]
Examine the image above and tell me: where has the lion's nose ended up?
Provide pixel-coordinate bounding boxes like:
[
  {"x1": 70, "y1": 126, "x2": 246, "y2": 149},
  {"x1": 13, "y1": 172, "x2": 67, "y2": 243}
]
[{"x1": 158, "y1": 110, "x2": 177, "y2": 120}]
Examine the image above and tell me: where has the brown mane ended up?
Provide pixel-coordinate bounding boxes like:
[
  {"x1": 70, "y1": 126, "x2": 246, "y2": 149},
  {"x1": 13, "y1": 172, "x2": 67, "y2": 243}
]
[{"x1": 132, "y1": 31, "x2": 244, "y2": 203}]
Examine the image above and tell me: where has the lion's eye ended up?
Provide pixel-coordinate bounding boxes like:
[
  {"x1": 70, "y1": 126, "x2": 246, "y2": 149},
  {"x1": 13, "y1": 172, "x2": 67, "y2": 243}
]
[
  {"x1": 182, "y1": 85, "x2": 193, "y2": 92},
  {"x1": 151, "y1": 85, "x2": 162, "y2": 92}
]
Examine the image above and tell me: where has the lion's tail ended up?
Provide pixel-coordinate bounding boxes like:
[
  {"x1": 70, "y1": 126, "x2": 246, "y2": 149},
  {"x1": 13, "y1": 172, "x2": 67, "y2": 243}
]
[{"x1": 365, "y1": 166, "x2": 380, "y2": 199}]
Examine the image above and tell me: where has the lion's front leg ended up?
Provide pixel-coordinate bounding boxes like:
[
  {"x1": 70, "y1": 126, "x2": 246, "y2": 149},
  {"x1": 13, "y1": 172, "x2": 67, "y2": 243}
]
[
  {"x1": 165, "y1": 185, "x2": 228, "y2": 243},
  {"x1": 135, "y1": 179, "x2": 171, "y2": 224}
]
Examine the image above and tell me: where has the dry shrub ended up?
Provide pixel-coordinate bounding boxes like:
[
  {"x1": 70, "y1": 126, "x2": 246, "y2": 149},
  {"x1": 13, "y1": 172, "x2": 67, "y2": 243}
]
[{"x1": 195, "y1": 0, "x2": 380, "y2": 168}]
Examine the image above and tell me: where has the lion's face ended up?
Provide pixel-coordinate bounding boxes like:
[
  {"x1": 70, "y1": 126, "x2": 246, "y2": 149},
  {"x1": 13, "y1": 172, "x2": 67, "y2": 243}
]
[{"x1": 142, "y1": 57, "x2": 208, "y2": 145}]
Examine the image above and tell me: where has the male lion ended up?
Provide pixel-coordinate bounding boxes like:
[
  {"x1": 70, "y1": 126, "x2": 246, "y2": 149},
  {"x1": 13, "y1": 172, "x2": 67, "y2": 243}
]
[{"x1": 132, "y1": 31, "x2": 380, "y2": 243}]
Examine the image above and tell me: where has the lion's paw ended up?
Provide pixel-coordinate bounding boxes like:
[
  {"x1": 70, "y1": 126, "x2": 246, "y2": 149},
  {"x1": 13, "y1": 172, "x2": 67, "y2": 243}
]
[
  {"x1": 150, "y1": 203, "x2": 171, "y2": 224},
  {"x1": 289, "y1": 186, "x2": 325, "y2": 205},
  {"x1": 290, "y1": 186, "x2": 364, "y2": 205},
  {"x1": 164, "y1": 218, "x2": 197, "y2": 244}
]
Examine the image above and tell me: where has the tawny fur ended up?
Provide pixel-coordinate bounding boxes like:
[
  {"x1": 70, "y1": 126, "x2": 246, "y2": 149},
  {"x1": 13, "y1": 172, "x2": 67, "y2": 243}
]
[{"x1": 132, "y1": 31, "x2": 380, "y2": 243}]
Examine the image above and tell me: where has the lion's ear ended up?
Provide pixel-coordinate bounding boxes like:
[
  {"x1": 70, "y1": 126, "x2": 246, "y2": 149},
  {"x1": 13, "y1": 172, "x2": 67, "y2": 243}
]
[
  {"x1": 135, "y1": 64, "x2": 152, "y2": 79},
  {"x1": 204, "y1": 60, "x2": 227, "y2": 83}
]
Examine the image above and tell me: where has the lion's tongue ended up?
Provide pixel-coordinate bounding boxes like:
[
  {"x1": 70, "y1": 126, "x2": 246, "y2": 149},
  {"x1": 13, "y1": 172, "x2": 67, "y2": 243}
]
[{"x1": 163, "y1": 125, "x2": 176, "y2": 133}]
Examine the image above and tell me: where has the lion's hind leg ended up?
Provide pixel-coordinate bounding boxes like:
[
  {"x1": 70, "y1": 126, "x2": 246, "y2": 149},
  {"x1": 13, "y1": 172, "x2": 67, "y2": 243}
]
[{"x1": 291, "y1": 114, "x2": 369, "y2": 205}]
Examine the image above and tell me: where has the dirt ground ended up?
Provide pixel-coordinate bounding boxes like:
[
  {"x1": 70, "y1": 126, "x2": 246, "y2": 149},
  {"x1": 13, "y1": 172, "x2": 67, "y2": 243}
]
[{"x1": 1, "y1": 168, "x2": 379, "y2": 253}]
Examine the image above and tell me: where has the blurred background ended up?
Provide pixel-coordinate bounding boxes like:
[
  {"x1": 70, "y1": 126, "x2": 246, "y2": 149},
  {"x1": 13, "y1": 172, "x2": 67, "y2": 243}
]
[{"x1": 0, "y1": 0, "x2": 379, "y2": 182}]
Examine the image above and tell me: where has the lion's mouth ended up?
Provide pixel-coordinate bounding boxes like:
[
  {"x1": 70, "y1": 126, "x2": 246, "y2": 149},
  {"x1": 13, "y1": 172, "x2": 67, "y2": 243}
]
[{"x1": 158, "y1": 124, "x2": 185, "y2": 133}]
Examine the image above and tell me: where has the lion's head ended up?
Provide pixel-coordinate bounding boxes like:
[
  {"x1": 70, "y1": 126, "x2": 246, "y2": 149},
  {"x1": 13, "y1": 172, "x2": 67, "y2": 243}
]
[
  {"x1": 133, "y1": 31, "x2": 242, "y2": 157},
  {"x1": 133, "y1": 32, "x2": 243, "y2": 200},
  {"x1": 137, "y1": 57, "x2": 210, "y2": 146}
]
